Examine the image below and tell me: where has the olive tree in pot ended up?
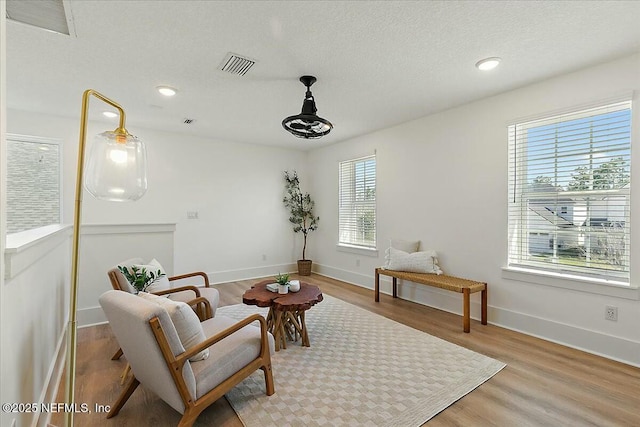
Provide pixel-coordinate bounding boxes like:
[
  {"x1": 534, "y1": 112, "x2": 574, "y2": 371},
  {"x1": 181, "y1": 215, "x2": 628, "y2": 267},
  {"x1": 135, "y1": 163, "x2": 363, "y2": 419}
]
[{"x1": 283, "y1": 170, "x2": 319, "y2": 276}]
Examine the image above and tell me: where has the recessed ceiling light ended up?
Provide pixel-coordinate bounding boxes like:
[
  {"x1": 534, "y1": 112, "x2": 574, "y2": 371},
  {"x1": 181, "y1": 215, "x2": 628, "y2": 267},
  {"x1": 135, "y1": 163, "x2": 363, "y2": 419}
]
[
  {"x1": 102, "y1": 111, "x2": 118, "y2": 118},
  {"x1": 157, "y1": 86, "x2": 177, "y2": 97},
  {"x1": 475, "y1": 57, "x2": 501, "y2": 71}
]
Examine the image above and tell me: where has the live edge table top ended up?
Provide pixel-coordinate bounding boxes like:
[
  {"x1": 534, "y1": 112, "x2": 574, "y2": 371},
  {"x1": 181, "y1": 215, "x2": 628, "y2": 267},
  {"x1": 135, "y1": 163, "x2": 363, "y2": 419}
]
[{"x1": 242, "y1": 280, "x2": 323, "y2": 312}]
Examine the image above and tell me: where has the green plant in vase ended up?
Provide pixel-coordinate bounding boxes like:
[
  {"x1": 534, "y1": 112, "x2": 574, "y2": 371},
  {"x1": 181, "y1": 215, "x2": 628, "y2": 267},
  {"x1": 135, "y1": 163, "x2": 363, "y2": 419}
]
[
  {"x1": 283, "y1": 170, "x2": 319, "y2": 276},
  {"x1": 275, "y1": 272, "x2": 290, "y2": 294}
]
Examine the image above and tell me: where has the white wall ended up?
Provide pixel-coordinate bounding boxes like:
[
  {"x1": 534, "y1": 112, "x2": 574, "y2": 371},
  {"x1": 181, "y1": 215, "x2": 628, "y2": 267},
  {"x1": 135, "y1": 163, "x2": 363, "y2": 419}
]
[
  {"x1": 308, "y1": 54, "x2": 640, "y2": 366},
  {"x1": 2, "y1": 227, "x2": 72, "y2": 427},
  {"x1": 77, "y1": 224, "x2": 176, "y2": 326}
]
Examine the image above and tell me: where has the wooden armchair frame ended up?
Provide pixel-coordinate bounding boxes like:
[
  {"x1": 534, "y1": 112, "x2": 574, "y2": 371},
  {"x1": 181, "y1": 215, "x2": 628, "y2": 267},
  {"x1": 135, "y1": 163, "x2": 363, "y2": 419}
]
[{"x1": 107, "y1": 314, "x2": 275, "y2": 427}]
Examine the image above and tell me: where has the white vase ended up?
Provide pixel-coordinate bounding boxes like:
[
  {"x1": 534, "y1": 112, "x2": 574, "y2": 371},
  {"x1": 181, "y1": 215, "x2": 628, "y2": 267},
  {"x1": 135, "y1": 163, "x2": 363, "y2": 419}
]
[
  {"x1": 278, "y1": 284, "x2": 289, "y2": 294},
  {"x1": 289, "y1": 280, "x2": 300, "y2": 292}
]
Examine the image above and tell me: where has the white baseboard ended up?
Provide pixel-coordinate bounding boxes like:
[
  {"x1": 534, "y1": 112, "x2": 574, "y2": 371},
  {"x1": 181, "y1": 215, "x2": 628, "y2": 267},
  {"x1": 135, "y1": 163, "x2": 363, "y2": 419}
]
[
  {"x1": 313, "y1": 263, "x2": 640, "y2": 367},
  {"x1": 208, "y1": 263, "x2": 297, "y2": 284},
  {"x1": 489, "y1": 307, "x2": 640, "y2": 368},
  {"x1": 35, "y1": 326, "x2": 67, "y2": 427},
  {"x1": 78, "y1": 306, "x2": 108, "y2": 327},
  {"x1": 312, "y1": 263, "x2": 374, "y2": 289}
]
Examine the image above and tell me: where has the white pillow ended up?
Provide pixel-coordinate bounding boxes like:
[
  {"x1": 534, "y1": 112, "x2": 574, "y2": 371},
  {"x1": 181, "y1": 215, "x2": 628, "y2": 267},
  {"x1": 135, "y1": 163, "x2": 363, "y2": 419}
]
[
  {"x1": 390, "y1": 239, "x2": 420, "y2": 253},
  {"x1": 138, "y1": 292, "x2": 209, "y2": 362},
  {"x1": 384, "y1": 247, "x2": 443, "y2": 275},
  {"x1": 131, "y1": 258, "x2": 170, "y2": 293}
]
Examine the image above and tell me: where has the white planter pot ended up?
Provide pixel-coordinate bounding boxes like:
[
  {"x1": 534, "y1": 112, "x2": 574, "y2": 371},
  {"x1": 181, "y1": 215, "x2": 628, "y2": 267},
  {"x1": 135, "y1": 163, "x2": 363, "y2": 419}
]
[{"x1": 278, "y1": 284, "x2": 289, "y2": 294}]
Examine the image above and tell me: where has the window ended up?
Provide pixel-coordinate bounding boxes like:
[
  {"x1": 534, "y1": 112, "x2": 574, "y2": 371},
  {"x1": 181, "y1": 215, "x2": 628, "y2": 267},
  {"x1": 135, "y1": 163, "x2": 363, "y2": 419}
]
[
  {"x1": 339, "y1": 155, "x2": 376, "y2": 249},
  {"x1": 6, "y1": 134, "x2": 62, "y2": 233},
  {"x1": 508, "y1": 101, "x2": 631, "y2": 283}
]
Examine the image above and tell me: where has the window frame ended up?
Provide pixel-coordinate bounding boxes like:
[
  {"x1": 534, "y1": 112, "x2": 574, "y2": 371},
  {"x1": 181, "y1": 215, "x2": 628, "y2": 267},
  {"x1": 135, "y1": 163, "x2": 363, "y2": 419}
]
[
  {"x1": 338, "y1": 154, "x2": 377, "y2": 251},
  {"x1": 6, "y1": 133, "x2": 63, "y2": 235},
  {"x1": 507, "y1": 99, "x2": 633, "y2": 287}
]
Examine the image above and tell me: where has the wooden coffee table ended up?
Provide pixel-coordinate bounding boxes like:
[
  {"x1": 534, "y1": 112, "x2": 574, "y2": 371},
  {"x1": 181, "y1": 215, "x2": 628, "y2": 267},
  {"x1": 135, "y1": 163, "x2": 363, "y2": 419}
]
[{"x1": 243, "y1": 280, "x2": 323, "y2": 351}]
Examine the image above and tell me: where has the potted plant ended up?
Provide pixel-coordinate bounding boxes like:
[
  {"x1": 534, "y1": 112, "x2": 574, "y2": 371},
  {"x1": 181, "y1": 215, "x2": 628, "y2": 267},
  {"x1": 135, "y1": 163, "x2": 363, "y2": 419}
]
[
  {"x1": 118, "y1": 265, "x2": 165, "y2": 294},
  {"x1": 283, "y1": 170, "x2": 319, "y2": 276},
  {"x1": 275, "y1": 272, "x2": 290, "y2": 294}
]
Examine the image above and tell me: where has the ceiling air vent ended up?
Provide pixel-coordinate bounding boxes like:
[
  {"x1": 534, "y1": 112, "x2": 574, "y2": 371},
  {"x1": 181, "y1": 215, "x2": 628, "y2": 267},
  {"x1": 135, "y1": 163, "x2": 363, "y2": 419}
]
[
  {"x1": 217, "y1": 52, "x2": 256, "y2": 76},
  {"x1": 6, "y1": 0, "x2": 73, "y2": 35},
  {"x1": 183, "y1": 118, "x2": 196, "y2": 125}
]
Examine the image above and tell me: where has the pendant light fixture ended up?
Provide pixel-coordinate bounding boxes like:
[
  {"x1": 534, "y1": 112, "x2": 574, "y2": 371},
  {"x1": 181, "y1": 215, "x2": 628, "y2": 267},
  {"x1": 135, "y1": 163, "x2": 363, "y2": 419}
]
[{"x1": 282, "y1": 75, "x2": 333, "y2": 139}]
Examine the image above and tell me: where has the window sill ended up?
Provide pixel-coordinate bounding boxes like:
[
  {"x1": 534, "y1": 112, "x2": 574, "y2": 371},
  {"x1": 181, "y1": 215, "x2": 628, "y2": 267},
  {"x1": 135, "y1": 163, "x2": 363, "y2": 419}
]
[
  {"x1": 5, "y1": 224, "x2": 73, "y2": 280},
  {"x1": 502, "y1": 266, "x2": 639, "y2": 300},
  {"x1": 336, "y1": 244, "x2": 379, "y2": 257}
]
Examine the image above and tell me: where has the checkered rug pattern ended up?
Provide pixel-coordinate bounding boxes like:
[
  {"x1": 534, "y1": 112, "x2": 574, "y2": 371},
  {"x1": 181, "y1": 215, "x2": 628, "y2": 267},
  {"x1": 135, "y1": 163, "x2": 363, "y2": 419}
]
[{"x1": 217, "y1": 294, "x2": 505, "y2": 427}]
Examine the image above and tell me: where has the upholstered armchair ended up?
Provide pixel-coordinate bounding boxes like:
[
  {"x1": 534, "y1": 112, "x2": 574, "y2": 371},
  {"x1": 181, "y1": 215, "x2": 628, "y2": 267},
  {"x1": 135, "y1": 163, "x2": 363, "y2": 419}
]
[
  {"x1": 108, "y1": 258, "x2": 220, "y2": 321},
  {"x1": 99, "y1": 290, "x2": 275, "y2": 427}
]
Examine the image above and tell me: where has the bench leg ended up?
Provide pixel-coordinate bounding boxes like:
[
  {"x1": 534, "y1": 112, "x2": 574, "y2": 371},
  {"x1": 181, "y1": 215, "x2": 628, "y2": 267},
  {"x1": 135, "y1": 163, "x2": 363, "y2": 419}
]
[
  {"x1": 392, "y1": 277, "x2": 398, "y2": 298},
  {"x1": 481, "y1": 287, "x2": 487, "y2": 325},
  {"x1": 374, "y1": 269, "x2": 380, "y2": 302},
  {"x1": 463, "y1": 288, "x2": 470, "y2": 333}
]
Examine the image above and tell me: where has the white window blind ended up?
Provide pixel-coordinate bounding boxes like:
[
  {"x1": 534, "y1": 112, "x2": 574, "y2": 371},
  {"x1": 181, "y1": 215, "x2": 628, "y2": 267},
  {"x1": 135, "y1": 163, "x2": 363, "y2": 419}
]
[
  {"x1": 339, "y1": 155, "x2": 376, "y2": 248},
  {"x1": 508, "y1": 100, "x2": 632, "y2": 282}
]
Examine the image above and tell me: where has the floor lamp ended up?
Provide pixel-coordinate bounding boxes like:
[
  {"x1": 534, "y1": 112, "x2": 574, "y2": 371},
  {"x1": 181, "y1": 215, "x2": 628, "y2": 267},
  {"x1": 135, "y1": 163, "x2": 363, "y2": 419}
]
[{"x1": 65, "y1": 89, "x2": 147, "y2": 426}]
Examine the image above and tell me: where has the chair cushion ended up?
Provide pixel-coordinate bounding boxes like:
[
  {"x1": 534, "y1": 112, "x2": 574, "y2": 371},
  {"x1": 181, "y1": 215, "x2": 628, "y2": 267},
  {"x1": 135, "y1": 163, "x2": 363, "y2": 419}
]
[
  {"x1": 139, "y1": 292, "x2": 209, "y2": 361},
  {"x1": 191, "y1": 315, "x2": 275, "y2": 399}
]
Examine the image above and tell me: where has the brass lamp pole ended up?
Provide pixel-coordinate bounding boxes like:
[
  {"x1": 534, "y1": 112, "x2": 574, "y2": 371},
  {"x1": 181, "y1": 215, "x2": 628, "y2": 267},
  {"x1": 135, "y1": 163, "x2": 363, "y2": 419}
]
[{"x1": 66, "y1": 90, "x2": 147, "y2": 426}]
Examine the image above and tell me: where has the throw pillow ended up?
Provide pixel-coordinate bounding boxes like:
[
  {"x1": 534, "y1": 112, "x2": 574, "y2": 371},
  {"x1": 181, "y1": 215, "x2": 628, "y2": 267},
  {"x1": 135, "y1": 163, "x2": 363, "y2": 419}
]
[
  {"x1": 138, "y1": 292, "x2": 209, "y2": 361},
  {"x1": 384, "y1": 247, "x2": 443, "y2": 275},
  {"x1": 390, "y1": 239, "x2": 420, "y2": 253},
  {"x1": 131, "y1": 258, "x2": 170, "y2": 293}
]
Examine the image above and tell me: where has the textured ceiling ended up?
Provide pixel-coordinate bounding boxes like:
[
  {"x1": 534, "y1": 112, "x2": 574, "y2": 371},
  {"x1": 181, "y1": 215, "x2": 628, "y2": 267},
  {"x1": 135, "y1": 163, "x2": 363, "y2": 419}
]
[{"x1": 6, "y1": 1, "x2": 640, "y2": 150}]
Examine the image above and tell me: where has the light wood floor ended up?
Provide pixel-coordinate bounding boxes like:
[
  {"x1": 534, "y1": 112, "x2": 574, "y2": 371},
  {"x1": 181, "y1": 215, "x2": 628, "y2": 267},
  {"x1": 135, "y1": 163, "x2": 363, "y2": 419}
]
[{"x1": 52, "y1": 274, "x2": 640, "y2": 426}]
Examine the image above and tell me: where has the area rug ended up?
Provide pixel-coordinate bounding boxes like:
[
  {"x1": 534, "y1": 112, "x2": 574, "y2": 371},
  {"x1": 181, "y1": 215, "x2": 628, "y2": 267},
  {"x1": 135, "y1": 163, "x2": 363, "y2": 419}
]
[{"x1": 218, "y1": 294, "x2": 505, "y2": 427}]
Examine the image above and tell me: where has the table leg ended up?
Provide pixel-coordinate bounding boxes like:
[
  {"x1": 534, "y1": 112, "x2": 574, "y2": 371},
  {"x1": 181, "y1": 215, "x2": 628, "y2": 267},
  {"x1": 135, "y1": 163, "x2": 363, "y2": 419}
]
[
  {"x1": 272, "y1": 310, "x2": 287, "y2": 351},
  {"x1": 299, "y1": 311, "x2": 310, "y2": 347},
  {"x1": 286, "y1": 311, "x2": 303, "y2": 343}
]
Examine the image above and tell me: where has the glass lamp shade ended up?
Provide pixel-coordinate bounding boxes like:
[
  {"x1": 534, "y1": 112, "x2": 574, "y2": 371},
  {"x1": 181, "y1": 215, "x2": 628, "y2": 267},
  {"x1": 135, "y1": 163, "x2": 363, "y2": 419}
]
[{"x1": 84, "y1": 131, "x2": 148, "y2": 201}]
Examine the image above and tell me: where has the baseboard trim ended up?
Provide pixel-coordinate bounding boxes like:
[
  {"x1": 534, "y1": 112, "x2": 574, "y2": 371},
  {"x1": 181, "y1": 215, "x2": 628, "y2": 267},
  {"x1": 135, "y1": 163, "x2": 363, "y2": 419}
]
[
  {"x1": 35, "y1": 325, "x2": 67, "y2": 427},
  {"x1": 207, "y1": 263, "x2": 297, "y2": 285},
  {"x1": 313, "y1": 263, "x2": 640, "y2": 367}
]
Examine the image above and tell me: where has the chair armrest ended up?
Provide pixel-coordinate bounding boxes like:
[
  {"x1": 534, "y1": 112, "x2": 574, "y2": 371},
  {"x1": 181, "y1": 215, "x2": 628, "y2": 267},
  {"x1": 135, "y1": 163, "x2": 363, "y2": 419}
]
[
  {"x1": 153, "y1": 285, "x2": 201, "y2": 298},
  {"x1": 168, "y1": 271, "x2": 210, "y2": 288},
  {"x1": 179, "y1": 314, "x2": 268, "y2": 362},
  {"x1": 188, "y1": 296, "x2": 213, "y2": 321}
]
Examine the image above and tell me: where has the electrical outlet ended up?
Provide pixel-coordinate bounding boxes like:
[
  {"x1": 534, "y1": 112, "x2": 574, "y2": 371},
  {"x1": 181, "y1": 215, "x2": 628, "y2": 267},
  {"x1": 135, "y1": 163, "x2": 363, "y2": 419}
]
[
  {"x1": 605, "y1": 305, "x2": 618, "y2": 321},
  {"x1": 356, "y1": 259, "x2": 360, "y2": 267},
  {"x1": 262, "y1": 254, "x2": 267, "y2": 261},
  {"x1": 187, "y1": 211, "x2": 199, "y2": 219}
]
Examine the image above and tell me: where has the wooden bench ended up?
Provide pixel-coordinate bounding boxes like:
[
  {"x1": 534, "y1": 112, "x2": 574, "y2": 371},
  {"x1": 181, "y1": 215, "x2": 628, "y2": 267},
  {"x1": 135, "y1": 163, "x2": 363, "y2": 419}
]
[{"x1": 374, "y1": 268, "x2": 487, "y2": 333}]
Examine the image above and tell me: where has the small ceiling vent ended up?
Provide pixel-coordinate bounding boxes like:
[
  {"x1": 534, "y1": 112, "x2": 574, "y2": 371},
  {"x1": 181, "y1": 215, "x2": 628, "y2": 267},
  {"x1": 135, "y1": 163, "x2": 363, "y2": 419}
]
[
  {"x1": 217, "y1": 52, "x2": 256, "y2": 76},
  {"x1": 183, "y1": 118, "x2": 196, "y2": 125}
]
